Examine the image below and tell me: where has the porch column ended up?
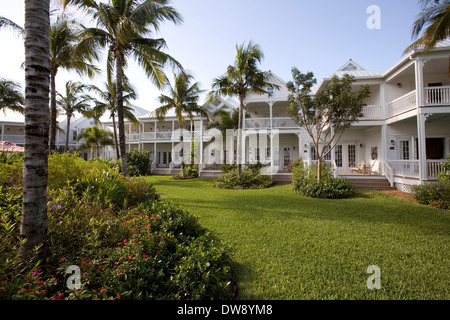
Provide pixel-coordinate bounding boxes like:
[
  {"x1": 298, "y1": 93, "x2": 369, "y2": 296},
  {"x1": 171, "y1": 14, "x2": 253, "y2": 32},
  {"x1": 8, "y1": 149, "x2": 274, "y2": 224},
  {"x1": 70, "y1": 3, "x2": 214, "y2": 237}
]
[
  {"x1": 417, "y1": 112, "x2": 428, "y2": 182},
  {"x1": 154, "y1": 120, "x2": 157, "y2": 140},
  {"x1": 269, "y1": 101, "x2": 274, "y2": 128},
  {"x1": 200, "y1": 116, "x2": 204, "y2": 167},
  {"x1": 154, "y1": 142, "x2": 157, "y2": 164},
  {"x1": 1, "y1": 124, "x2": 4, "y2": 141},
  {"x1": 414, "y1": 59, "x2": 426, "y2": 107}
]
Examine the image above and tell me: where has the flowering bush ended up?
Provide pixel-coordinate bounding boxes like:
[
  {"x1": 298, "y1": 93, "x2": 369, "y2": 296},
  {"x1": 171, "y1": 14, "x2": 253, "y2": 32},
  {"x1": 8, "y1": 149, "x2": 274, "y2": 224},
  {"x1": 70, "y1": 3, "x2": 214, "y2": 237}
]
[
  {"x1": 0, "y1": 194, "x2": 233, "y2": 300},
  {"x1": 412, "y1": 180, "x2": 450, "y2": 209}
]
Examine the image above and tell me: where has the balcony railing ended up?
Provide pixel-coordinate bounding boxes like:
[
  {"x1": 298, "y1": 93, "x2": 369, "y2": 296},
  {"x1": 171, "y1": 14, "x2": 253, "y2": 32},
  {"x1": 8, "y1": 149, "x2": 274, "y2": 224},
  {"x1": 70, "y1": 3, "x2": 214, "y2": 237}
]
[
  {"x1": 362, "y1": 105, "x2": 383, "y2": 119},
  {"x1": 427, "y1": 160, "x2": 447, "y2": 178},
  {"x1": 424, "y1": 86, "x2": 450, "y2": 106},
  {"x1": 245, "y1": 117, "x2": 298, "y2": 129},
  {"x1": 387, "y1": 90, "x2": 417, "y2": 118}
]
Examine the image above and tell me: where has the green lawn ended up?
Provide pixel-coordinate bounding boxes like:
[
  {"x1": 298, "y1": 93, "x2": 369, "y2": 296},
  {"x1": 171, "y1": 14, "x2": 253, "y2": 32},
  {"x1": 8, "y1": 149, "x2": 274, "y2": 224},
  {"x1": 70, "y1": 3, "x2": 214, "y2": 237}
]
[{"x1": 145, "y1": 176, "x2": 450, "y2": 300}]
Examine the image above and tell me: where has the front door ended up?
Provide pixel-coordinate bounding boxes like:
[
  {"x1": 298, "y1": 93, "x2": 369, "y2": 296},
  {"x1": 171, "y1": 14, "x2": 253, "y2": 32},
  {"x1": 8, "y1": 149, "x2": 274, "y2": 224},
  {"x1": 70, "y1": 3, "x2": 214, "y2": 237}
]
[{"x1": 335, "y1": 143, "x2": 357, "y2": 172}]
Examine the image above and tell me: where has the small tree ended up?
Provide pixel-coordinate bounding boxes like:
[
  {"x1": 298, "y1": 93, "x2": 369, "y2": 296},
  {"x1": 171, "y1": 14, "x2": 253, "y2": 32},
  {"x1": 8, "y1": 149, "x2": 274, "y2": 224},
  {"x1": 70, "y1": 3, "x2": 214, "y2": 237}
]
[
  {"x1": 287, "y1": 68, "x2": 370, "y2": 182},
  {"x1": 77, "y1": 126, "x2": 114, "y2": 159}
]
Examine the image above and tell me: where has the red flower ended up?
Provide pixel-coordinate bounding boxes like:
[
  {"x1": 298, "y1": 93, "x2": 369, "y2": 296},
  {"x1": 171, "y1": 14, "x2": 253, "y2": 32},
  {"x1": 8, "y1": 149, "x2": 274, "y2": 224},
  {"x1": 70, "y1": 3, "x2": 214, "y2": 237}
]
[
  {"x1": 59, "y1": 257, "x2": 66, "y2": 263},
  {"x1": 39, "y1": 290, "x2": 47, "y2": 295},
  {"x1": 98, "y1": 265, "x2": 104, "y2": 269},
  {"x1": 36, "y1": 281, "x2": 44, "y2": 286},
  {"x1": 116, "y1": 293, "x2": 121, "y2": 300},
  {"x1": 82, "y1": 274, "x2": 88, "y2": 279},
  {"x1": 100, "y1": 289, "x2": 106, "y2": 293},
  {"x1": 53, "y1": 294, "x2": 64, "y2": 300},
  {"x1": 18, "y1": 289, "x2": 26, "y2": 294}
]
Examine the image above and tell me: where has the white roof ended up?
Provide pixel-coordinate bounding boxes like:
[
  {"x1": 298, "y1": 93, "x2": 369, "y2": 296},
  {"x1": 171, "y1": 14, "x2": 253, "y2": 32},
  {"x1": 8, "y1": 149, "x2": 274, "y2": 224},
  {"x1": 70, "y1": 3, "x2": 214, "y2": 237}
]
[{"x1": 328, "y1": 59, "x2": 382, "y2": 79}]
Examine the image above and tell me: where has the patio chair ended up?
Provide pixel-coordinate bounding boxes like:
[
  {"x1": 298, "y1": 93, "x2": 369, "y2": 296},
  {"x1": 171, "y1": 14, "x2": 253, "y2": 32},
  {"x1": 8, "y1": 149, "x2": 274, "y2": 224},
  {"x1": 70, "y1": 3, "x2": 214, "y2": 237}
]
[{"x1": 351, "y1": 161, "x2": 365, "y2": 174}]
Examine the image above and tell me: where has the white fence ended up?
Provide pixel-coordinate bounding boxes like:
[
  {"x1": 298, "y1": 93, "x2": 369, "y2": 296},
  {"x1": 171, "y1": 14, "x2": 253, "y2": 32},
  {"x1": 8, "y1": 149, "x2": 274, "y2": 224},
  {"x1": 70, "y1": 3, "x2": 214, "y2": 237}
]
[
  {"x1": 425, "y1": 86, "x2": 450, "y2": 106},
  {"x1": 386, "y1": 90, "x2": 416, "y2": 118}
]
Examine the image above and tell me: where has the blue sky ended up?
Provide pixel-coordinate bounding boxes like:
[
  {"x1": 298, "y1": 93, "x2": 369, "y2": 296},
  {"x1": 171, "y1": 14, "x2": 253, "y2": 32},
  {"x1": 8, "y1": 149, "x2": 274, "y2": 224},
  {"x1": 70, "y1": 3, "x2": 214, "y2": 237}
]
[{"x1": 0, "y1": 0, "x2": 420, "y2": 112}]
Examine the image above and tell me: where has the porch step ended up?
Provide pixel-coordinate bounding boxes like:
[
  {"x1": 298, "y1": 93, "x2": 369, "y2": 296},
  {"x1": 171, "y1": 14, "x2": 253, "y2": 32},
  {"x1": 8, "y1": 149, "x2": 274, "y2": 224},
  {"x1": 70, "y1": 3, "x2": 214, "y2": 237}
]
[
  {"x1": 199, "y1": 170, "x2": 221, "y2": 179},
  {"x1": 272, "y1": 174, "x2": 293, "y2": 185},
  {"x1": 152, "y1": 168, "x2": 180, "y2": 175},
  {"x1": 344, "y1": 177, "x2": 394, "y2": 190}
]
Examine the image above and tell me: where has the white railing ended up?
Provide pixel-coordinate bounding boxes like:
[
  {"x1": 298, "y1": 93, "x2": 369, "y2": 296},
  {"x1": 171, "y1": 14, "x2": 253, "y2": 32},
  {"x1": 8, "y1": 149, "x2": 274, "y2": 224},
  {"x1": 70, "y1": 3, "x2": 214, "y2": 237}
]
[
  {"x1": 125, "y1": 133, "x2": 140, "y2": 142},
  {"x1": 245, "y1": 118, "x2": 270, "y2": 129},
  {"x1": 361, "y1": 105, "x2": 383, "y2": 119},
  {"x1": 389, "y1": 160, "x2": 420, "y2": 179},
  {"x1": 141, "y1": 132, "x2": 156, "y2": 141},
  {"x1": 381, "y1": 161, "x2": 394, "y2": 187},
  {"x1": 155, "y1": 132, "x2": 172, "y2": 140},
  {"x1": 427, "y1": 160, "x2": 447, "y2": 178},
  {"x1": 150, "y1": 160, "x2": 156, "y2": 174},
  {"x1": 424, "y1": 86, "x2": 450, "y2": 106},
  {"x1": 273, "y1": 117, "x2": 298, "y2": 128},
  {"x1": 387, "y1": 90, "x2": 417, "y2": 118}
]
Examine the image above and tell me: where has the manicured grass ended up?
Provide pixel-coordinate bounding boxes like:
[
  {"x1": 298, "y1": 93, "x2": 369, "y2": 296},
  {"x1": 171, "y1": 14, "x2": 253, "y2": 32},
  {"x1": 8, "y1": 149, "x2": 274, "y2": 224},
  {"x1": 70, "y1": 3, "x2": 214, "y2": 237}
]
[{"x1": 146, "y1": 176, "x2": 450, "y2": 300}]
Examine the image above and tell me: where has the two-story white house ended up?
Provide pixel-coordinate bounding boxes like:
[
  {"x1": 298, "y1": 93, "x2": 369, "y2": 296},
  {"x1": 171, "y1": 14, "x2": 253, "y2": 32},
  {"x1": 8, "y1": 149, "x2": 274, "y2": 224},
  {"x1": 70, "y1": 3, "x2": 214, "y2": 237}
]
[{"x1": 118, "y1": 40, "x2": 450, "y2": 191}]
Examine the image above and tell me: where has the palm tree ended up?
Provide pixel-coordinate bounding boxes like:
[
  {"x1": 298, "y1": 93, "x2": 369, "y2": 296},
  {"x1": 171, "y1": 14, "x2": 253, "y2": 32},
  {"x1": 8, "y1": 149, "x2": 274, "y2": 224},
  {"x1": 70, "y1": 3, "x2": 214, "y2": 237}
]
[
  {"x1": 155, "y1": 72, "x2": 205, "y2": 178},
  {"x1": 0, "y1": 16, "x2": 24, "y2": 35},
  {"x1": 89, "y1": 76, "x2": 139, "y2": 159},
  {"x1": 77, "y1": 126, "x2": 114, "y2": 159},
  {"x1": 49, "y1": 14, "x2": 99, "y2": 152},
  {"x1": 0, "y1": 79, "x2": 25, "y2": 114},
  {"x1": 207, "y1": 41, "x2": 279, "y2": 178},
  {"x1": 404, "y1": 1, "x2": 450, "y2": 75},
  {"x1": 207, "y1": 107, "x2": 251, "y2": 134},
  {"x1": 57, "y1": 81, "x2": 94, "y2": 151},
  {"x1": 20, "y1": 0, "x2": 51, "y2": 262},
  {"x1": 63, "y1": 0, "x2": 184, "y2": 176}
]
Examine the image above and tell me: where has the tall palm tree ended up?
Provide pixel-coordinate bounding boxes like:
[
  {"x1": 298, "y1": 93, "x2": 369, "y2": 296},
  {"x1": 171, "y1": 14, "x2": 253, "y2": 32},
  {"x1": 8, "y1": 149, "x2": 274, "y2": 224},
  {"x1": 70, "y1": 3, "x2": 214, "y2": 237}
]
[
  {"x1": 63, "y1": 0, "x2": 184, "y2": 176},
  {"x1": 207, "y1": 107, "x2": 250, "y2": 134},
  {"x1": 49, "y1": 14, "x2": 99, "y2": 152},
  {"x1": 89, "y1": 76, "x2": 139, "y2": 159},
  {"x1": 0, "y1": 78, "x2": 25, "y2": 114},
  {"x1": 57, "y1": 81, "x2": 94, "y2": 151},
  {"x1": 20, "y1": 0, "x2": 51, "y2": 262},
  {"x1": 155, "y1": 72, "x2": 205, "y2": 178},
  {"x1": 0, "y1": 16, "x2": 24, "y2": 35},
  {"x1": 77, "y1": 126, "x2": 114, "y2": 159},
  {"x1": 207, "y1": 41, "x2": 279, "y2": 178}
]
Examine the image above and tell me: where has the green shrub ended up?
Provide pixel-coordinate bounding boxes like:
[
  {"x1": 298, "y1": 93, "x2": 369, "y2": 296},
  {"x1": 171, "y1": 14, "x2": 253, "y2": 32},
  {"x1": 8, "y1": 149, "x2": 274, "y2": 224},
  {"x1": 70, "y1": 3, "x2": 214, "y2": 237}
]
[
  {"x1": 215, "y1": 163, "x2": 273, "y2": 190},
  {"x1": 0, "y1": 153, "x2": 23, "y2": 188},
  {"x1": 0, "y1": 191, "x2": 232, "y2": 300},
  {"x1": 292, "y1": 158, "x2": 355, "y2": 199},
  {"x1": 127, "y1": 149, "x2": 150, "y2": 177},
  {"x1": 412, "y1": 180, "x2": 450, "y2": 209}
]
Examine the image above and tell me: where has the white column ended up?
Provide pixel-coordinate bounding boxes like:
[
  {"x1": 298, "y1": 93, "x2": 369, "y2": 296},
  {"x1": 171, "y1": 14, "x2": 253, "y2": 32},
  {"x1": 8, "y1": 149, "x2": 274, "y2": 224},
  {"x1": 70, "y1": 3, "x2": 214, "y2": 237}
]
[
  {"x1": 1, "y1": 124, "x2": 5, "y2": 141},
  {"x1": 415, "y1": 59, "x2": 425, "y2": 107},
  {"x1": 269, "y1": 101, "x2": 274, "y2": 128},
  {"x1": 154, "y1": 120, "x2": 157, "y2": 140},
  {"x1": 200, "y1": 116, "x2": 204, "y2": 167},
  {"x1": 417, "y1": 112, "x2": 427, "y2": 182}
]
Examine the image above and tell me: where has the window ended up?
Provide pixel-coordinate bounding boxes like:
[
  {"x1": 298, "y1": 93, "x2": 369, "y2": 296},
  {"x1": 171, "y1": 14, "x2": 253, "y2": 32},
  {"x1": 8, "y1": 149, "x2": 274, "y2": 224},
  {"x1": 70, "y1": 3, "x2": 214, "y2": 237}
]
[
  {"x1": 400, "y1": 140, "x2": 410, "y2": 160},
  {"x1": 72, "y1": 131, "x2": 77, "y2": 141}
]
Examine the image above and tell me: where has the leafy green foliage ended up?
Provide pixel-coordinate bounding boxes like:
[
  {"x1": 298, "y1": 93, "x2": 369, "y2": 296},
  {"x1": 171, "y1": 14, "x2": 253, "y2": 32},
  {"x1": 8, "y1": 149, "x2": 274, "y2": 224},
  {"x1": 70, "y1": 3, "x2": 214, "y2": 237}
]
[
  {"x1": 127, "y1": 149, "x2": 150, "y2": 177},
  {"x1": 215, "y1": 163, "x2": 273, "y2": 190},
  {"x1": 291, "y1": 158, "x2": 355, "y2": 199},
  {"x1": 0, "y1": 152, "x2": 23, "y2": 188}
]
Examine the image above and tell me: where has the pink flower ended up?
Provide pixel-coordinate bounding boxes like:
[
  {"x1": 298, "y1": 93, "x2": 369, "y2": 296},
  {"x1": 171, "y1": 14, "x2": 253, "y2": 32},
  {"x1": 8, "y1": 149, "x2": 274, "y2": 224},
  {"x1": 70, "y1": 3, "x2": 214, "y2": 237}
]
[
  {"x1": 39, "y1": 290, "x2": 47, "y2": 295},
  {"x1": 100, "y1": 289, "x2": 106, "y2": 293},
  {"x1": 59, "y1": 257, "x2": 66, "y2": 263}
]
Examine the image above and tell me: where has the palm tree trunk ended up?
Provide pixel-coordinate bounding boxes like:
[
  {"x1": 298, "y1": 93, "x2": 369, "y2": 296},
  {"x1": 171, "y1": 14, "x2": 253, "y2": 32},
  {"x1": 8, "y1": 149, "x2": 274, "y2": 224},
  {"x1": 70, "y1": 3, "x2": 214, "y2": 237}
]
[
  {"x1": 115, "y1": 52, "x2": 128, "y2": 176},
  {"x1": 20, "y1": 0, "x2": 50, "y2": 262},
  {"x1": 180, "y1": 127, "x2": 186, "y2": 178},
  {"x1": 237, "y1": 94, "x2": 244, "y2": 178},
  {"x1": 49, "y1": 70, "x2": 57, "y2": 152},
  {"x1": 65, "y1": 114, "x2": 71, "y2": 151},
  {"x1": 112, "y1": 111, "x2": 120, "y2": 159}
]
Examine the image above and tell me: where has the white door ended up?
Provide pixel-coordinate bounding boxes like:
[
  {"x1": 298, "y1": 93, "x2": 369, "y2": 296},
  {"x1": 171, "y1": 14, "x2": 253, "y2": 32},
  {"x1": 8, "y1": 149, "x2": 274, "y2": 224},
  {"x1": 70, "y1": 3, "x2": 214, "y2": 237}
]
[{"x1": 335, "y1": 143, "x2": 357, "y2": 172}]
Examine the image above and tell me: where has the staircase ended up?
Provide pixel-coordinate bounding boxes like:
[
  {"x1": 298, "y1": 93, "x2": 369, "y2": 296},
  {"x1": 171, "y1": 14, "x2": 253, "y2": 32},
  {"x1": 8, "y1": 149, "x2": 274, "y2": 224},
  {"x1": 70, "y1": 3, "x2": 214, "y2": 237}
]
[
  {"x1": 152, "y1": 168, "x2": 180, "y2": 176},
  {"x1": 343, "y1": 176, "x2": 394, "y2": 190},
  {"x1": 272, "y1": 174, "x2": 292, "y2": 185},
  {"x1": 199, "y1": 170, "x2": 221, "y2": 179}
]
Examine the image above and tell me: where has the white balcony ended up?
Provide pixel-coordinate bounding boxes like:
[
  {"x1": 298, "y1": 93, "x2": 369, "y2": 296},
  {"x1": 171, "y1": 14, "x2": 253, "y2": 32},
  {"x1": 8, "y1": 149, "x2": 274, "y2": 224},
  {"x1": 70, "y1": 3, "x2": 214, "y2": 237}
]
[
  {"x1": 424, "y1": 86, "x2": 450, "y2": 106},
  {"x1": 388, "y1": 160, "x2": 447, "y2": 180},
  {"x1": 387, "y1": 91, "x2": 417, "y2": 118},
  {"x1": 245, "y1": 117, "x2": 298, "y2": 129},
  {"x1": 361, "y1": 105, "x2": 383, "y2": 119}
]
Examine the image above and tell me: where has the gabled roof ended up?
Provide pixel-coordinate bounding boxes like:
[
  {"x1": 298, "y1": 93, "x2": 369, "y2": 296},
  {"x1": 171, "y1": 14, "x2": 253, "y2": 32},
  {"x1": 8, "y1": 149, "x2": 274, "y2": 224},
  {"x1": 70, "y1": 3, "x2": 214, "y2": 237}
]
[{"x1": 328, "y1": 59, "x2": 382, "y2": 79}]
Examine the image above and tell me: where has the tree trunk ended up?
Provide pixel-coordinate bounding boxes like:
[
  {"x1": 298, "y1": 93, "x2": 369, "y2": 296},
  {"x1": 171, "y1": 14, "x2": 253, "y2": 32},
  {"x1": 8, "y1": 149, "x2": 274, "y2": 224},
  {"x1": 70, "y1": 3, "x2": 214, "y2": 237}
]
[
  {"x1": 49, "y1": 70, "x2": 57, "y2": 152},
  {"x1": 112, "y1": 111, "x2": 120, "y2": 159},
  {"x1": 20, "y1": 0, "x2": 50, "y2": 263},
  {"x1": 65, "y1": 114, "x2": 71, "y2": 152},
  {"x1": 115, "y1": 52, "x2": 128, "y2": 176},
  {"x1": 180, "y1": 127, "x2": 186, "y2": 178},
  {"x1": 237, "y1": 94, "x2": 244, "y2": 178},
  {"x1": 317, "y1": 156, "x2": 322, "y2": 183}
]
